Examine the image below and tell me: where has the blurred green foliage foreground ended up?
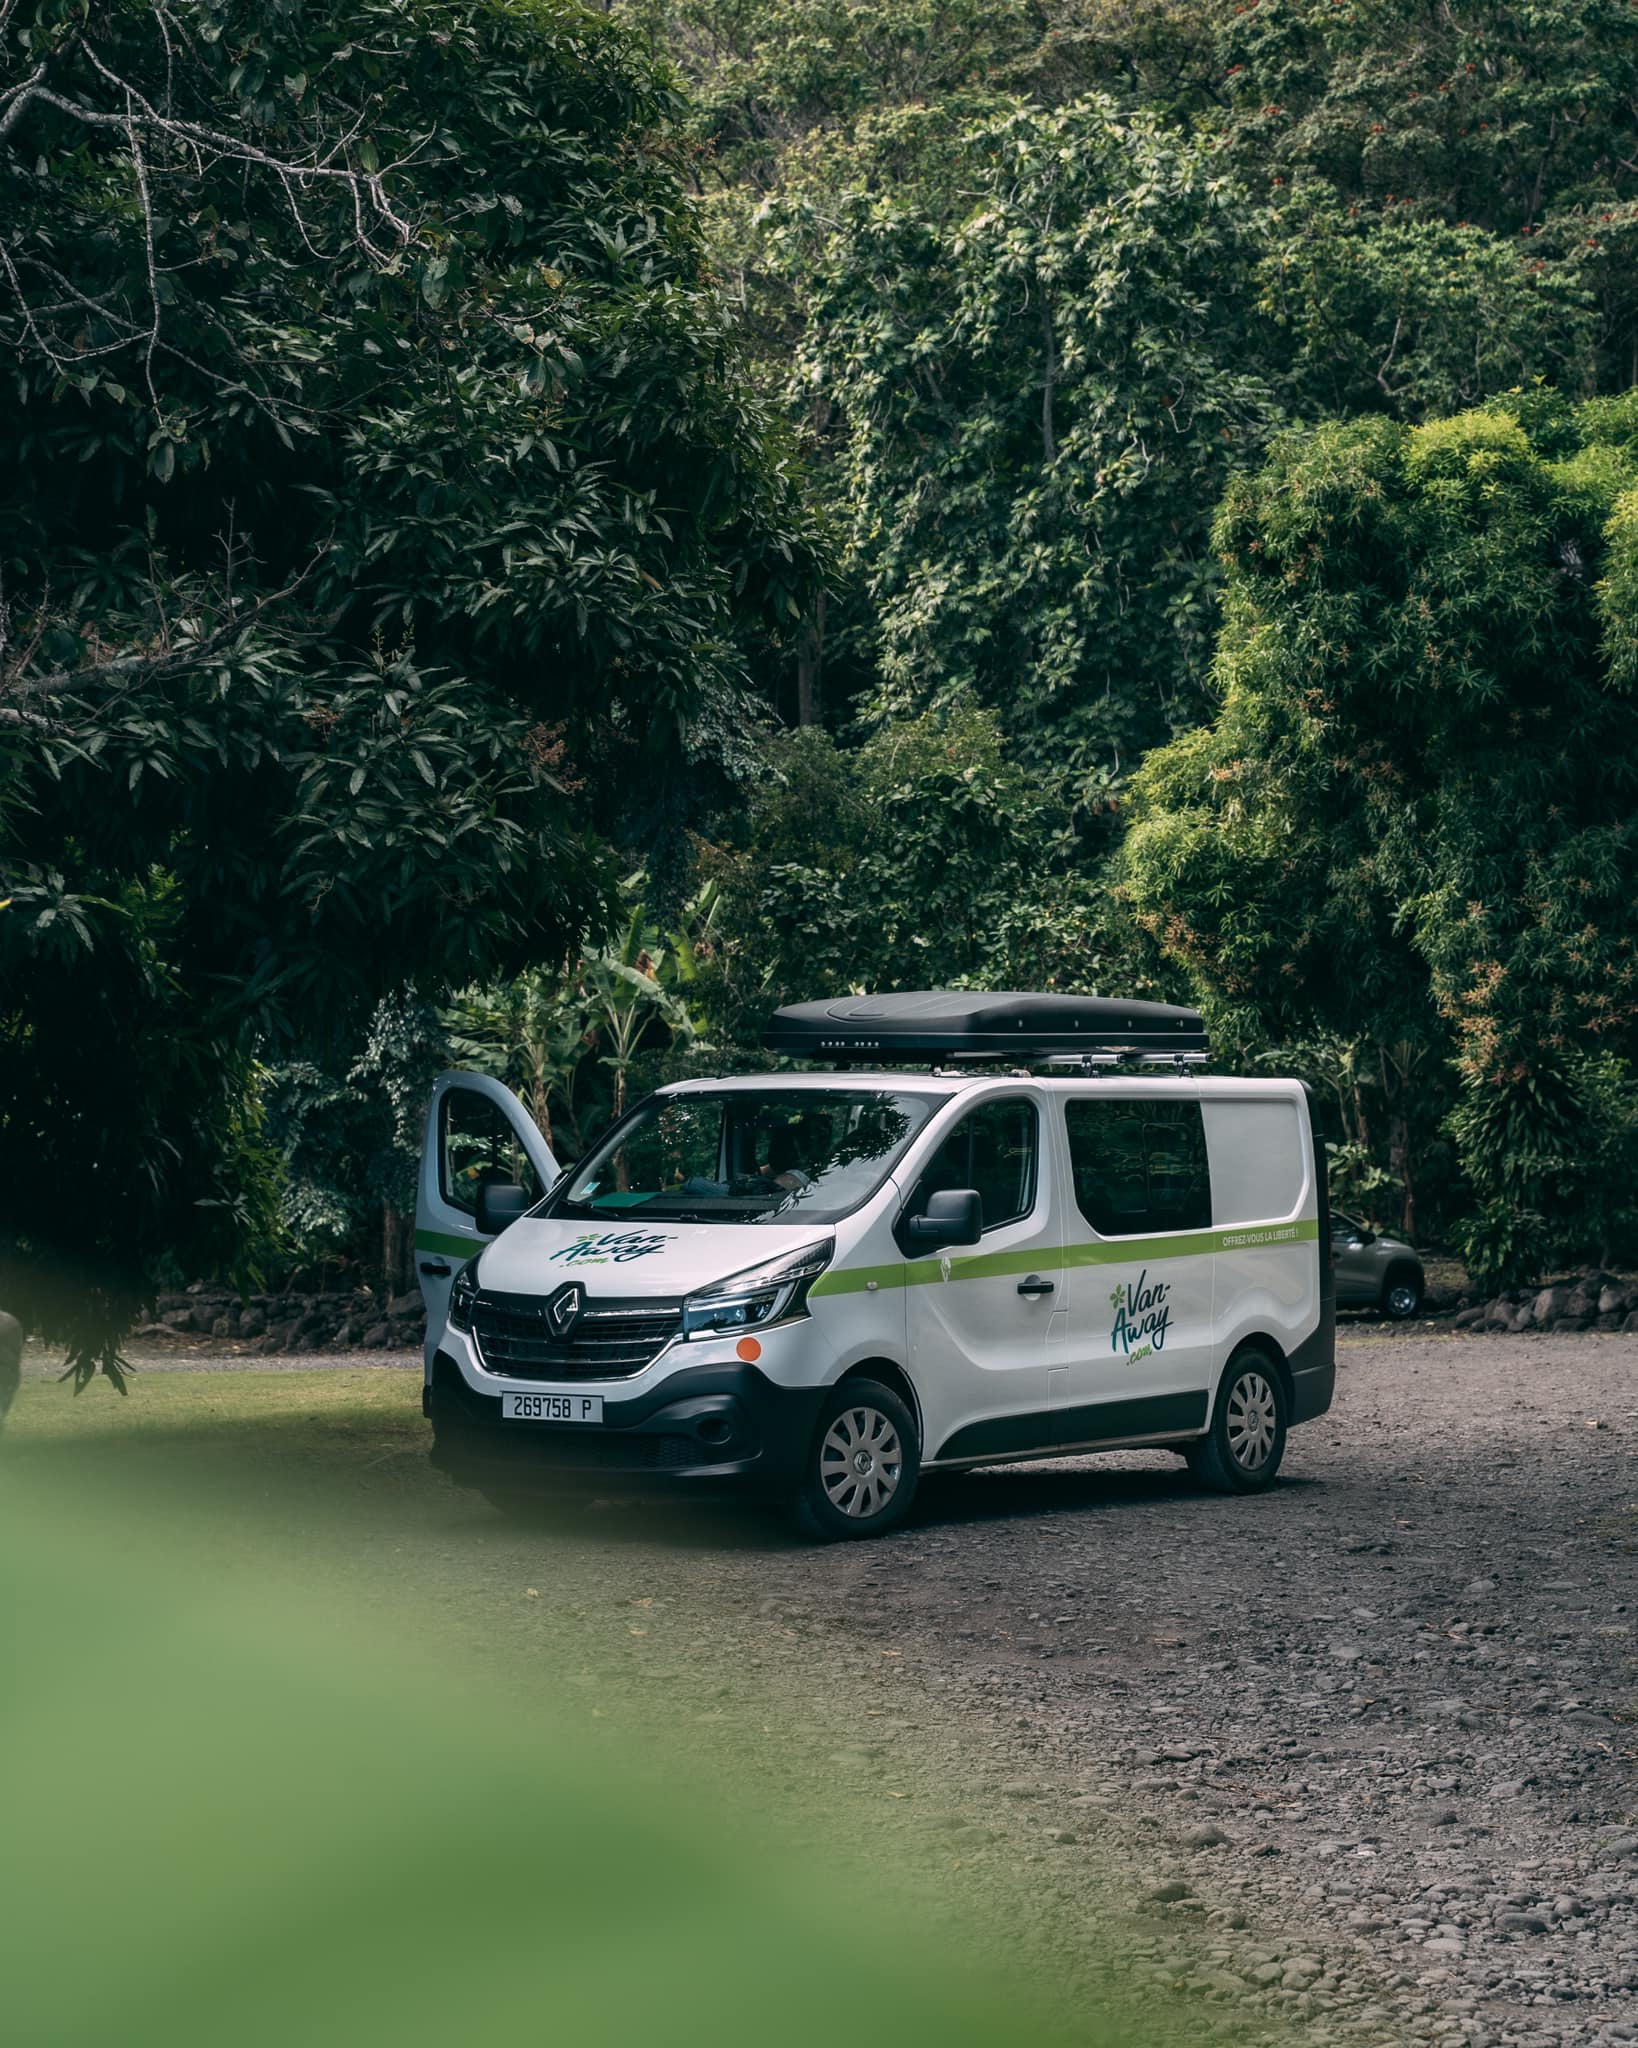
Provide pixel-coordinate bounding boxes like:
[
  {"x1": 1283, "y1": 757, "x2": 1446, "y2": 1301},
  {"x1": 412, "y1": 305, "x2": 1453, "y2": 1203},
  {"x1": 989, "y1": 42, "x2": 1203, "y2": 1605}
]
[{"x1": 0, "y1": 1373, "x2": 1159, "y2": 2048}]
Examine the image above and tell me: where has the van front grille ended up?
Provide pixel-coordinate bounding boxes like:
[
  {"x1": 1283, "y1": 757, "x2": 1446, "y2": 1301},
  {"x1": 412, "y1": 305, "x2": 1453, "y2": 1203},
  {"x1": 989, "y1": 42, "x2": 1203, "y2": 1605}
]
[{"x1": 471, "y1": 1293, "x2": 682, "y2": 1382}]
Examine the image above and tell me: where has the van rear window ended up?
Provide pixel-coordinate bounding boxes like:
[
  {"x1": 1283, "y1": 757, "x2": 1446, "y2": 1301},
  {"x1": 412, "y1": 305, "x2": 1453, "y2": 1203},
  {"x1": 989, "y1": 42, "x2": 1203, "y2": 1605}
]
[
  {"x1": 1202, "y1": 1098, "x2": 1304, "y2": 1224},
  {"x1": 1064, "y1": 1098, "x2": 1211, "y2": 1238}
]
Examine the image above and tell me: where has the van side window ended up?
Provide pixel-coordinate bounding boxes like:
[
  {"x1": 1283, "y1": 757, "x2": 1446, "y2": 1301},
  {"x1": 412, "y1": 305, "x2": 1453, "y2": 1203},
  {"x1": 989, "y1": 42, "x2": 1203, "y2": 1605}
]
[
  {"x1": 907, "y1": 1100, "x2": 1038, "y2": 1234},
  {"x1": 440, "y1": 1090, "x2": 540, "y2": 1217},
  {"x1": 1065, "y1": 1098, "x2": 1210, "y2": 1237}
]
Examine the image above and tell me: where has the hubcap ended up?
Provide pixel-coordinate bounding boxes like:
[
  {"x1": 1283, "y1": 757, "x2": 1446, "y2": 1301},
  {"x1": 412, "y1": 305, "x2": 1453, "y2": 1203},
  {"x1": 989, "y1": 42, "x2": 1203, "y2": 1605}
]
[
  {"x1": 821, "y1": 1405, "x2": 902, "y2": 1519},
  {"x1": 1225, "y1": 1370, "x2": 1277, "y2": 1470},
  {"x1": 1387, "y1": 1284, "x2": 1418, "y2": 1318}
]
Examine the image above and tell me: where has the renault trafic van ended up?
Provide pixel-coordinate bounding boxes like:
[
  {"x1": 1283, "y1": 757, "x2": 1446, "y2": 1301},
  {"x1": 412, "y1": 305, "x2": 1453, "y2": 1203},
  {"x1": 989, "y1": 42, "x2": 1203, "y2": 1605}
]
[{"x1": 417, "y1": 994, "x2": 1335, "y2": 1539}]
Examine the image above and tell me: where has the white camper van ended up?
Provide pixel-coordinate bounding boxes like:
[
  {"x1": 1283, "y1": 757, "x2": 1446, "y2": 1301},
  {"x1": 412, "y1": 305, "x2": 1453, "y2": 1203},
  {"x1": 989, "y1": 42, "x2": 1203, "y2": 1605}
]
[{"x1": 417, "y1": 994, "x2": 1335, "y2": 1539}]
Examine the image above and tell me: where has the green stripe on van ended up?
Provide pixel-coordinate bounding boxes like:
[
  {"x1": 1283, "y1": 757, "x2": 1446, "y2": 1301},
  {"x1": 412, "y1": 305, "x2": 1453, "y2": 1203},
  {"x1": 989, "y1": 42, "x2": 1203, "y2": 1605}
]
[
  {"x1": 414, "y1": 1228, "x2": 482, "y2": 1260},
  {"x1": 809, "y1": 1216, "x2": 1317, "y2": 1299}
]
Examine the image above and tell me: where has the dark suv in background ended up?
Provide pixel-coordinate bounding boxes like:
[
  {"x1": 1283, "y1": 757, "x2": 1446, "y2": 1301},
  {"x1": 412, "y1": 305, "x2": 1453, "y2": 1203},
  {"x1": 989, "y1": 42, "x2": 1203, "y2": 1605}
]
[{"x1": 1331, "y1": 1211, "x2": 1425, "y2": 1320}]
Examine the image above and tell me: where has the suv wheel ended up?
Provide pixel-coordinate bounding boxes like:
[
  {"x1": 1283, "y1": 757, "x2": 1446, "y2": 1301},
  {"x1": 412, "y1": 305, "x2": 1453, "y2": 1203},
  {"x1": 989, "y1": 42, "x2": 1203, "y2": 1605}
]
[
  {"x1": 1185, "y1": 1348, "x2": 1288, "y2": 1495},
  {"x1": 1382, "y1": 1265, "x2": 1423, "y2": 1320},
  {"x1": 794, "y1": 1379, "x2": 920, "y2": 1541}
]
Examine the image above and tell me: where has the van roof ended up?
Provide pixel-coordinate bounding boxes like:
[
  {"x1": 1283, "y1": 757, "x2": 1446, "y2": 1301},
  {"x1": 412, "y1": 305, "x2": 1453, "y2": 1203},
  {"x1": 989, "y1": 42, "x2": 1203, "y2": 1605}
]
[{"x1": 657, "y1": 1072, "x2": 1303, "y2": 1099}]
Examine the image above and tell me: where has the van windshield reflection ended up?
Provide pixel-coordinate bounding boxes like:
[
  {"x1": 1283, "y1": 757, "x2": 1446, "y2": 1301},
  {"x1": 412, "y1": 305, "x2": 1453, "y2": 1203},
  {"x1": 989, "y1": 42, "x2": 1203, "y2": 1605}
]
[{"x1": 551, "y1": 1089, "x2": 941, "y2": 1226}]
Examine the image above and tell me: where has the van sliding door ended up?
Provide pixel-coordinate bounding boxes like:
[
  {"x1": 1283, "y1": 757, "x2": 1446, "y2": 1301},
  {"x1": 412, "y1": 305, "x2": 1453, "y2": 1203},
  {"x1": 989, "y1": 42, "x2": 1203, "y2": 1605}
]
[{"x1": 1050, "y1": 1089, "x2": 1215, "y2": 1447}]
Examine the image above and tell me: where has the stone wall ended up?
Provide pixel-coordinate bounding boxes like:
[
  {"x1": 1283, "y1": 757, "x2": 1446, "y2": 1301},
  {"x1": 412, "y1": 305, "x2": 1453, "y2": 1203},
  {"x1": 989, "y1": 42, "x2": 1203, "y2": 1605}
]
[
  {"x1": 1451, "y1": 1271, "x2": 1638, "y2": 1337},
  {"x1": 135, "y1": 1282, "x2": 425, "y2": 1353}
]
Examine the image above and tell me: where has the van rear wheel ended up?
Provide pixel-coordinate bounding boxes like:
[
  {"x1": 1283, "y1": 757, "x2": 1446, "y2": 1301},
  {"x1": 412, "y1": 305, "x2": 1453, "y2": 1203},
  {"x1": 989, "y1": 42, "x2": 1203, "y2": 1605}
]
[
  {"x1": 1186, "y1": 1349, "x2": 1287, "y2": 1495},
  {"x1": 793, "y1": 1380, "x2": 920, "y2": 1541}
]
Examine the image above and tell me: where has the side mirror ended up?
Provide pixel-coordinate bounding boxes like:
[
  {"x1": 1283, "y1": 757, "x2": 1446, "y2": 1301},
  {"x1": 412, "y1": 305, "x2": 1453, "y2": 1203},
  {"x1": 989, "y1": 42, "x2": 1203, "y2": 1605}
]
[
  {"x1": 903, "y1": 1188, "x2": 983, "y2": 1255},
  {"x1": 476, "y1": 1182, "x2": 530, "y2": 1238},
  {"x1": 1355, "y1": 1227, "x2": 1377, "y2": 1248}
]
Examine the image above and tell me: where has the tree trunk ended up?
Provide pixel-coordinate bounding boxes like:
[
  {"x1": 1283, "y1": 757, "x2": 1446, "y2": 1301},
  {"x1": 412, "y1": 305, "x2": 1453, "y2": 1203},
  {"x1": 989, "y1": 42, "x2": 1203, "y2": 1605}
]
[
  {"x1": 1387, "y1": 1108, "x2": 1414, "y2": 1240},
  {"x1": 1040, "y1": 295, "x2": 1058, "y2": 465},
  {"x1": 529, "y1": 1052, "x2": 554, "y2": 1158},
  {"x1": 381, "y1": 1200, "x2": 412, "y2": 1296},
  {"x1": 796, "y1": 590, "x2": 826, "y2": 727}
]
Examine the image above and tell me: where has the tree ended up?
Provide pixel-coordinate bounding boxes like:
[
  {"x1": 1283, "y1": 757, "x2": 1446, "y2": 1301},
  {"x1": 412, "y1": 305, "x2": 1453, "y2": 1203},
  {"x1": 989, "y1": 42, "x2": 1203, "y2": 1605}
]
[
  {"x1": 760, "y1": 94, "x2": 1280, "y2": 767},
  {"x1": 1256, "y1": 184, "x2": 1597, "y2": 421},
  {"x1": 0, "y1": 0, "x2": 820, "y2": 1381},
  {"x1": 698, "y1": 706, "x2": 1111, "y2": 1041},
  {"x1": 1216, "y1": 1, "x2": 1638, "y2": 413},
  {"x1": 262, "y1": 993, "x2": 451, "y2": 1293},
  {"x1": 620, "y1": 0, "x2": 1046, "y2": 188},
  {"x1": 1119, "y1": 393, "x2": 1638, "y2": 1285},
  {"x1": 443, "y1": 881, "x2": 713, "y2": 1159},
  {"x1": 624, "y1": 1, "x2": 1638, "y2": 753}
]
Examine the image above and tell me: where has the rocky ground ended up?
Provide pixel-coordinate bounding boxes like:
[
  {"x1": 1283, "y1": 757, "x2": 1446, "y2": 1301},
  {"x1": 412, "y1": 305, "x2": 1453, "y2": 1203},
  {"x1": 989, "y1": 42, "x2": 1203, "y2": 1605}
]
[
  {"x1": 21, "y1": 1323, "x2": 1636, "y2": 2047},
  {"x1": 115, "y1": 1251, "x2": 1638, "y2": 1360},
  {"x1": 851, "y1": 1328, "x2": 1638, "y2": 2048},
  {"x1": 443, "y1": 1325, "x2": 1638, "y2": 2048}
]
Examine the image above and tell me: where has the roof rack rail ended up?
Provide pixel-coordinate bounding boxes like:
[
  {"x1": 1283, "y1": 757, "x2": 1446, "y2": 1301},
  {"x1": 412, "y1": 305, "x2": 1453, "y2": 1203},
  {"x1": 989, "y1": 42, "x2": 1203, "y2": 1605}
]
[
  {"x1": 763, "y1": 992, "x2": 1208, "y2": 1066},
  {"x1": 1039, "y1": 1049, "x2": 1211, "y2": 1072}
]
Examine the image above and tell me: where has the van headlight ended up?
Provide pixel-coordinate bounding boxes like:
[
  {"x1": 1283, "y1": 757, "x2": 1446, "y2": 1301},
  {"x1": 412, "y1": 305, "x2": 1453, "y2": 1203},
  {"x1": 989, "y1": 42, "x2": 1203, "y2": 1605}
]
[
  {"x1": 447, "y1": 1257, "x2": 481, "y2": 1334},
  {"x1": 682, "y1": 1239, "x2": 833, "y2": 1339}
]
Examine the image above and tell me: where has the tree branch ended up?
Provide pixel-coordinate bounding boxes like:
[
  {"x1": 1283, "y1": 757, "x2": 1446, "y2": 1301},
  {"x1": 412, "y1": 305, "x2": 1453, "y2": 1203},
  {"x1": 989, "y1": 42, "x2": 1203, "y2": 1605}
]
[{"x1": 2, "y1": 551, "x2": 332, "y2": 714}]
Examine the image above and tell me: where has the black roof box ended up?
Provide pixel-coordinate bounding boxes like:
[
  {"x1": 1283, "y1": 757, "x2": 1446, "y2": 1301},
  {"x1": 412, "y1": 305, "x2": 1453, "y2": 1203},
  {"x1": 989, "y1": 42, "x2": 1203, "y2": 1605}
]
[{"x1": 762, "y1": 992, "x2": 1207, "y2": 1063}]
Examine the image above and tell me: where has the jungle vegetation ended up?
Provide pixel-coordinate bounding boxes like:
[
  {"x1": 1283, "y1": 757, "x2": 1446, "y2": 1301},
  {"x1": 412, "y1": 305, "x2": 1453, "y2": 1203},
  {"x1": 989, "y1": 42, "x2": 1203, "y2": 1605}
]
[{"x1": 5, "y1": 0, "x2": 1638, "y2": 1370}]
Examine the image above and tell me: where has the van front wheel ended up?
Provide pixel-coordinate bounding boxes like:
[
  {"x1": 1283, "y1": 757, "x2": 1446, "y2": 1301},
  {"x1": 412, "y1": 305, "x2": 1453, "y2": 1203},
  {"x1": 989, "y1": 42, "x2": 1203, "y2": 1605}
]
[
  {"x1": 793, "y1": 1380, "x2": 920, "y2": 1541},
  {"x1": 1186, "y1": 1350, "x2": 1288, "y2": 1495}
]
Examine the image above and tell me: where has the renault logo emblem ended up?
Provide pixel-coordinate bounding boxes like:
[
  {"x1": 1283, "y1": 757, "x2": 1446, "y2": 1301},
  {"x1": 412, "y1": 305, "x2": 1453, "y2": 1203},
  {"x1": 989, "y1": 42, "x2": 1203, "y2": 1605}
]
[{"x1": 544, "y1": 1282, "x2": 584, "y2": 1337}]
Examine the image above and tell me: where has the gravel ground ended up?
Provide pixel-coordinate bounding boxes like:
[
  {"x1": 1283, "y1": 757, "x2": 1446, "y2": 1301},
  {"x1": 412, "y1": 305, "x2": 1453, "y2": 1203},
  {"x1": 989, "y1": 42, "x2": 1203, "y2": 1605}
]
[
  {"x1": 555, "y1": 1325, "x2": 1634, "y2": 2048},
  {"x1": 871, "y1": 1328, "x2": 1638, "y2": 2048},
  {"x1": 25, "y1": 1324, "x2": 1636, "y2": 2047}
]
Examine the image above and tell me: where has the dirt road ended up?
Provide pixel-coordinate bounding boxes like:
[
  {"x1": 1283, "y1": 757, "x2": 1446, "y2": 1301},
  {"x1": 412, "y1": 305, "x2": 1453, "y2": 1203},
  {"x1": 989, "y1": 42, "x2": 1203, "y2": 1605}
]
[{"x1": 467, "y1": 1328, "x2": 1638, "y2": 2048}]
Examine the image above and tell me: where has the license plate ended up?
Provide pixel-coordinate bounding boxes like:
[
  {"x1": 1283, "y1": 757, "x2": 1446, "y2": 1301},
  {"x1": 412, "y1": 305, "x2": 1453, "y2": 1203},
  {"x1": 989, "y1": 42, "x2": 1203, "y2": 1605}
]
[{"x1": 502, "y1": 1392, "x2": 604, "y2": 1424}]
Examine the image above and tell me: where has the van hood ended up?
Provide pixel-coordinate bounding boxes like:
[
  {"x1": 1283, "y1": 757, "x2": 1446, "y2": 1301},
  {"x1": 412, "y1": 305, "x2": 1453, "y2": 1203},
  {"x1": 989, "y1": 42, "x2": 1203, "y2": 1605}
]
[{"x1": 473, "y1": 1215, "x2": 833, "y2": 1301}]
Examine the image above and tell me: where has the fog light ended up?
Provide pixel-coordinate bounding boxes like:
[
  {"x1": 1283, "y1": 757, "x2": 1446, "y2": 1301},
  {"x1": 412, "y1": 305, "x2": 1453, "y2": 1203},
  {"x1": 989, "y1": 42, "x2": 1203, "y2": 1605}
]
[{"x1": 697, "y1": 1416, "x2": 732, "y2": 1447}]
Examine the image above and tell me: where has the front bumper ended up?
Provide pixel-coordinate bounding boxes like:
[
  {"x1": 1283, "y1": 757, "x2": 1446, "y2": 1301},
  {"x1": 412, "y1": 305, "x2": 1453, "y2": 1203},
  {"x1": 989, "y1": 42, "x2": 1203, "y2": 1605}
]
[{"x1": 424, "y1": 1351, "x2": 825, "y2": 1497}]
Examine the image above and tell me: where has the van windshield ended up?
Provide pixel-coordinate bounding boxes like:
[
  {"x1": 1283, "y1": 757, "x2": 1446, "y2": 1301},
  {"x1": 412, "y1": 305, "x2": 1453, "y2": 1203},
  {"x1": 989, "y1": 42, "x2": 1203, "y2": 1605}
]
[{"x1": 551, "y1": 1088, "x2": 944, "y2": 1225}]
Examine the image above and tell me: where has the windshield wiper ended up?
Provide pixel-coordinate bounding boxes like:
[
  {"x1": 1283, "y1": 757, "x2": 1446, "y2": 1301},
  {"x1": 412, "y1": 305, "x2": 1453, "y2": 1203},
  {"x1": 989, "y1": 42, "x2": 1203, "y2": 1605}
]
[{"x1": 577, "y1": 1196, "x2": 769, "y2": 1212}]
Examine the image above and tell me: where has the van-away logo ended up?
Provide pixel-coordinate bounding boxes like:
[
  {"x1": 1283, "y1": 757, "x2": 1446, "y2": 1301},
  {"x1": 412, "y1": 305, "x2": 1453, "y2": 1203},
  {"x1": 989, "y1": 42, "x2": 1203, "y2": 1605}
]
[
  {"x1": 1109, "y1": 1269, "x2": 1171, "y2": 1367},
  {"x1": 549, "y1": 1230, "x2": 672, "y2": 1265}
]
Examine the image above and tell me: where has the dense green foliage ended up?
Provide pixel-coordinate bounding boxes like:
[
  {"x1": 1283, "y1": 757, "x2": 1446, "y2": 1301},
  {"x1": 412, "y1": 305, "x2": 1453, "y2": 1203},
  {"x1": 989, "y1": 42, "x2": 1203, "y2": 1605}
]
[
  {"x1": 697, "y1": 709, "x2": 1107, "y2": 1035},
  {"x1": 644, "y1": 0, "x2": 1638, "y2": 1277},
  {"x1": 631, "y1": 0, "x2": 1637, "y2": 757},
  {"x1": 761, "y1": 98, "x2": 1278, "y2": 761},
  {"x1": 0, "y1": 0, "x2": 818, "y2": 1376},
  {"x1": 8, "y1": 0, "x2": 1638, "y2": 1340},
  {"x1": 1120, "y1": 394, "x2": 1638, "y2": 1285}
]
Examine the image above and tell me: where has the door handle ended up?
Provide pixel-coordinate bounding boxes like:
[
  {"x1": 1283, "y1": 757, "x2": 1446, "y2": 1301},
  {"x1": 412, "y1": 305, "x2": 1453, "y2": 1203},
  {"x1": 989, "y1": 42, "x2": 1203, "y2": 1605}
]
[
  {"x1": 1016, "y1": 1275, "x2": 1055, "y2": 1296},
  {"x1": 418, "y1": 1260, "x2": 451, "y2": 1278}
]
